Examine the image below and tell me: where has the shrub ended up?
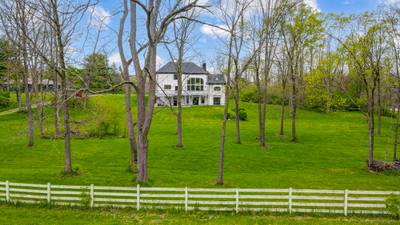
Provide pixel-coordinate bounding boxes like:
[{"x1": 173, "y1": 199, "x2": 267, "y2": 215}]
[
  {"x1": 228, "y1": 107, "x2": 247, "y2": 121},
  {"x1": 89, "y1": 100, "x2": 121, "y2": 138},
  {"x1": 238, "y1": 108, "x2": 247, "y2": 121},
  {"x1": 241, "y1": 87, "x2": 258, "y2": 103},
  {"x1": 0, "y1": 91, "x2": 11, "y2": 107},
  {"x1": 386, "y1": 194, "x2": 400, "y2": 219}
]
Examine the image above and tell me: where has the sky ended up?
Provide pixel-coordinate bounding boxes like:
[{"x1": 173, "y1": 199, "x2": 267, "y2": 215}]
[{"x1": 72, "y1": 0, "x2": 400, "y2": 73}]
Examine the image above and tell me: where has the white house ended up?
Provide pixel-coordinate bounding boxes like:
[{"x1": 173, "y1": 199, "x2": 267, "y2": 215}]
[{"x1": 156, "y1": 62, "x2": 226, "y2": 106}]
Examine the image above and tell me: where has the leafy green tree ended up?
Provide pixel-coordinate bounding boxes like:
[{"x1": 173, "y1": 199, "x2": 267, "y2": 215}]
[
  {"x1": 281, "y1": 3, "x2": 324, "y2": 142},
  {"x1": 305, "y1": 53, "x2": 352, "y2": 111},
  {"x1": 83, "y1": 53, "x2": 118, "y2": 91}
]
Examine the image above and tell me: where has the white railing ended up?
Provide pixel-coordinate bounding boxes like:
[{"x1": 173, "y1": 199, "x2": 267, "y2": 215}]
[{"x1": 0, "y1": 181, "x2": 399, "y2": 215}]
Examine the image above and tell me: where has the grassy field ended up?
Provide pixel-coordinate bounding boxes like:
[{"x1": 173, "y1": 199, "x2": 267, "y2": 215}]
[
  {"x1": 0, "y1": 204, "x2": 399, "y2": 225},
  {"x1": 0, "y1": 94, "x2": 399, "y2": 224},
  {"x1": 0, "y1": 94, "x2": 398, "y2": 189}
]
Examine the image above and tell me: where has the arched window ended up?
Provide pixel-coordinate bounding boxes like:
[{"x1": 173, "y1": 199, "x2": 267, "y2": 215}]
[{"x1": 187, "y1": 78, "x2": 204, "y2": 91}]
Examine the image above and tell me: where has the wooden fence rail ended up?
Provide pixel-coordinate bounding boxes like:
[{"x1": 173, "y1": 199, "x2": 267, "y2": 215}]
[{"x1": 0, "y1": 181, "x2": 399, "y2": 215}]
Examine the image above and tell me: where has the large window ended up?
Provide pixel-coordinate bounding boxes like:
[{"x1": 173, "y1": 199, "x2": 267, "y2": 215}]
[
  {"x1": 213, "y1": 97, "x2": 221, "y2": 105},
  {"x1": 187, "y1": 78, "x2": 204, "y2": 91}
]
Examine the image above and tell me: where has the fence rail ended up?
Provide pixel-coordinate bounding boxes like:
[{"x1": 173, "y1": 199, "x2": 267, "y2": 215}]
[{"x1": 0, "y1": 181, "x2": 399, "y2": 215}]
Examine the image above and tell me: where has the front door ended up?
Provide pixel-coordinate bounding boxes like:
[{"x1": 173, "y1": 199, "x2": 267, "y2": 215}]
[{"x1": 193, "y1": 97, "x2": 199, "y2": 105}]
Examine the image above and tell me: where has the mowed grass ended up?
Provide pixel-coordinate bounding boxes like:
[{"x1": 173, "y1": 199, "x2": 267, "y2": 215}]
[
  {"x1": 0, "y1": 94, "x2": 398, "y2": 190},
  {"x1": 0, "y1": 205, "x2": 398, "y2": 225}
]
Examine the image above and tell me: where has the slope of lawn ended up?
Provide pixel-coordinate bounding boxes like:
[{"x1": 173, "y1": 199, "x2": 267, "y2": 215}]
[{"x1": 0, "y1": 94, "x2": 399, "y2": 190}]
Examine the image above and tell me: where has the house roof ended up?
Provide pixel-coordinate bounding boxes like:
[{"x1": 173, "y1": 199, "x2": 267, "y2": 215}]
[
  {"x1": 207, "y1": 74, "x2": 226, "y2": 85},
  {"x1": 156, "y1": 62, "x2": 208, "y2": 74}
]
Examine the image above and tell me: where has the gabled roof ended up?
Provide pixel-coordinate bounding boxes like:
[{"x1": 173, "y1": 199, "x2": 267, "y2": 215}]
[
  {"x1": 156, "y1": 62, "x2": 208, "y2": 74},
  {"x1": 207, "y1": 74, "x2": 226, "y2": 85}
]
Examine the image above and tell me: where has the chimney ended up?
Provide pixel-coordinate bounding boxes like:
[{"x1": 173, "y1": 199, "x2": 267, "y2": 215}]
[{"x1": 202, "y1": 63, "x2": 207, "y2": 72}]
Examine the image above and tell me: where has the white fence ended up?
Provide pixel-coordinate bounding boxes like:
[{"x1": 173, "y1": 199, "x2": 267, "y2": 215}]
[{"x1": 0, "y1": 181, "x2": 399, "y2": 215}]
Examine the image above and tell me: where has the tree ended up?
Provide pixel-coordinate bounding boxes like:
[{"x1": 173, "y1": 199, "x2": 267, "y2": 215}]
[
  {"x1": 165, "y1": 9, "x2": 199, "y2": 148},
  {"x1": 215, "y1": 0, "x2": 248, "y2": 185},
  {"x1": 118, "y1": 0, "x2": 138, "y2": 172},
  {"x1": 386, "y1": 7, "x2": 400, "y2": 161},
  {"x1": 15, "y1": 0, "x2": 35, "y2": 147},
  {"x1": 335, "y1": 13, "x2": 390, "y2": 167},
  {"x1": 251, "y1": 0, "x2": 294, "y2": 146},
  {"x1": 119, "y1": 0, "x2": 206, "y2": 182},
  {"x1": 281, "y1": 4, "x2": 323, "y2": 142}
]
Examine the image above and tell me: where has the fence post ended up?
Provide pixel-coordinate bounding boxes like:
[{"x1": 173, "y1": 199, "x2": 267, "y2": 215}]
[
  {"x1": 136, "y1": 184, "x2": 140, "y2": 211},
  {"x1": 5, "y1": 180, "x2": 9, "y2": 202},
  {"x1": 344, "y1": 189, "x2": 348, "y2": 216},
  {"x1": 47, "y1": 183, "x2": 51, "y2": 204},
  {"x1": 235, "y1": 189, "x2": 239, "y2": 213},
  {"x1": 90, "y1": 184, "x2": 94, "y2": 208},
  {"x1": 185, "y1": 187, "x2": 188, "y2": 212},
  {"x1": 288, "y1": 187, "x2": 292, "y2": 214}
]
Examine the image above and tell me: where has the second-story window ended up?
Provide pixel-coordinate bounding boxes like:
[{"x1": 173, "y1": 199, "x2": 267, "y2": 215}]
[
  {"x1": 164, "y1": 85, "x2": 172, "y2": 90},
  {"x1": 187, "y1": 78, "x2": 204, "y2": 91},
  {"x1": 174, "y1": 74, "x2": 177, "y2": 80},
  {"x1": 214, "y1": 86, "x2": 221, "y2": 91}
]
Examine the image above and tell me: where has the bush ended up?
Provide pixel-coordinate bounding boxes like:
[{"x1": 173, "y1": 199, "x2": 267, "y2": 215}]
[
  {"x1": 241, "y1": 87, "x2": 258, "y2": 103},
  {"x1": 238, "y1": 108, "x2": 247, "y2": 121},
  {"x1": 386, "y1": 194, "x2": 400, "y2": 219},
  {"x1": 89, "y1": 101, "x2": 121, "y2": 138},
  {"x1": 0, "y1": 91, "x2": 11, "y2": 107},
  {"x1": 228, "y1": 107, "x2": 247, "y2": 121}
]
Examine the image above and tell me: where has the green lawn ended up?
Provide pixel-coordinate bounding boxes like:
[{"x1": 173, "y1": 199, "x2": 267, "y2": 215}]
[
  {"x1": 0, "y1": 94, "x2": 399, "y2": 224},
  {"x1": 0, "y1": 204, "x2": 398, "y2": 225},
  {"x1": 0, "y1": 94, "x2": 398, "y2": 189}
]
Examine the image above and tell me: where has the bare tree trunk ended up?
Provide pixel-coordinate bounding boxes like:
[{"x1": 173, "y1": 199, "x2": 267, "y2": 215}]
[
  {"x1": 394, "y1": 104, "x2": 399, "y2": 161},
  {"x1": 255, "y1": 69, "x2": 265, "y2": 147},
  {"x1": 83, "y1": 71, "x2": 90, "y2": 109},
  {"x1": 53, "y1": 68, "x2": 61, "y2": 137},
  {"x1": 38, "y1": 80, "x2": 44, "y2": 138},
  {"x1": 124, "y1": 84, "x2": 138, "y2": 171},
  {"x1": 16, "y1": 86, "x2": 22, "y2": 112},
  {"x1": 218, "y1": 37, "x2": 233, "y2": 185},
  {"x1": 176, "y1": 60, "x2": 183, "y2": 148},
  {"x1": 367, "y1": 96, "x2": 375, "y2": 167},
  {"x1": 137, "y1": 132, "x2": 148, "y2": 181},
  {"x1": 119, "y1": 0, "x2": 138, "y2": 172},
  {"x1": 280, "y1": 80, "x2": 286, "y2": 136},
  {"x1": 261, "y1": 77, "x2": 268, "y2": 144},
  {"x1": 377, "y1": 76, "x2": 381, "y2": 135},
  {"x1": 51, "y1": 0, "x2": 72, "y2": 174},
  {"x1": 34, "y1": 70, "x2": 44, "y2": 137},
  {"x1": 50, "y1": 26, "x2": 61, "y2": 138},
  {"x1": 234, "y1": 75, "x2": 241, "y2": 144},
  {"x1": 61, "y1": 77, "x2": 72, "y2": 173},
  {"x1": 17, "y1": 0, "x2": 34, "y2": 147},
  {"x1": 290, "y1": 67, "x2": 297, "y2": 142}
]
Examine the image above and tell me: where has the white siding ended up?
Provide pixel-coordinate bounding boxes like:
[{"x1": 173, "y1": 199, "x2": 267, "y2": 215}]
[{"x1": 156, "y1": 73, "x2": 224, "y2": 106}]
